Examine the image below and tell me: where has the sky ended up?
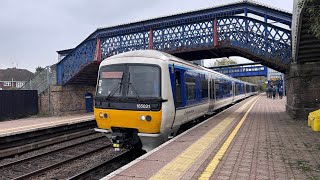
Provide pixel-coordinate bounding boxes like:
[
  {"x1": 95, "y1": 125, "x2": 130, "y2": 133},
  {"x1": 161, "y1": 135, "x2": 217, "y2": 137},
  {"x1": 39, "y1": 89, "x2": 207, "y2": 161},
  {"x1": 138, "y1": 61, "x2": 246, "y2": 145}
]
[{"x1": 0, "y1": 0, "x2": 293, "y2": 72}]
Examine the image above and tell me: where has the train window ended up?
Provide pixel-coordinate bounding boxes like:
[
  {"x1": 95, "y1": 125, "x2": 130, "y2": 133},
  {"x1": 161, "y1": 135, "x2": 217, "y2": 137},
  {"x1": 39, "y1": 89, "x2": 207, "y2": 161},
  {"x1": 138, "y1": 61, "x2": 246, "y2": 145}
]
[
  {"x1": 215, "y1": 79, "x2": 222, "y2": 100},
  {"x1": 175, "y1": 71, "x2": 182, "y2": 107},
  {"x1": 127, "y1": 65, "x2": 161, "y2": 98},
  {"x1": 201, "y1": 78, "x2": 208, "y2": 99},
  {"x1": 185, "y1": 77, "x2": 196, "y2": 100},
  {"x1": 246, "y1": 84, "x2": 250, "y2": 93},
  {"x1": 235, "y1": 83, "x2": 239, "y2": 95},
  {"x1": 97, "y1": 65, "x2": 126, "y2": 97},
  {"x1": 225, "y1": 81, "x2": 233, "y2": 97},
  {"x1": 242, "y1": 84, "x2": 245, "y2": 94},
  {"x1": 210, "y1": 80, "x2": 215, "y2": 100}
]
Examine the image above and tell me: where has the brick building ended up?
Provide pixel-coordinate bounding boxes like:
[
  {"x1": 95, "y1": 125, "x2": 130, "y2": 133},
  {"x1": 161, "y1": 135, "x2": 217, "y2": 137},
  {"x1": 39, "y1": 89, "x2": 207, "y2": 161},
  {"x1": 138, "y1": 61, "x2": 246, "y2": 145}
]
[{"x1": 0, "y1": 68, "x2": 34, "y2": 90}]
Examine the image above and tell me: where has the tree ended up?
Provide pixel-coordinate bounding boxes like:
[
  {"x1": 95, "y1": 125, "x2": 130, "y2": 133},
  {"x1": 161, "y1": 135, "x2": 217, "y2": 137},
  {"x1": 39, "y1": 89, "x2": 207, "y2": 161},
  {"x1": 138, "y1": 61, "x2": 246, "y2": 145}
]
[
  {"x1": 214, "y1": 58, "x2": 237, "y2": 66},
  {"x1": 35, "y1": 66, "x2": 45, "y2": 74},
  {"x1": 301, "y1": 0, "x2": 320, "y2": 39}
]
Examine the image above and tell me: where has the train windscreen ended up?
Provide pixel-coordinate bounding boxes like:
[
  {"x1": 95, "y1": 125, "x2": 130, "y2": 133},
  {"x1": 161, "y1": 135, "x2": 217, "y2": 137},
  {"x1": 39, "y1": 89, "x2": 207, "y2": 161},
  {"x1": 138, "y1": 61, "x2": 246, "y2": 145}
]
[{"x1": 96, "y1": 64, "x2": 161, "y2": 99}]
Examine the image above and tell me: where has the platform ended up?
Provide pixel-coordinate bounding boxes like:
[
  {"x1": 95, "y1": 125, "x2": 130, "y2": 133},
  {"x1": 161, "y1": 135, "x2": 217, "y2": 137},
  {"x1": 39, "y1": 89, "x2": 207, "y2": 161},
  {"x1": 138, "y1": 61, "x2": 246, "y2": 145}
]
[
  {"x1": 0, "y1": 113, "x2": 94, "y2": 137},
  {"x1": 105, "y1": 95, "x2": 320, "y2": 180}
]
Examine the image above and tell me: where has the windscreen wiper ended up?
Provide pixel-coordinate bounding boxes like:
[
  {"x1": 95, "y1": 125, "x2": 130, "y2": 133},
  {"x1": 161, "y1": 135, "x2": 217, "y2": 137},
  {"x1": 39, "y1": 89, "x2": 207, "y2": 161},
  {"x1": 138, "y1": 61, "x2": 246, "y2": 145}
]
[
  {"x1": 127, "y1": 72, "x2": 142, "y2": 101},
  {"x1": 105, "y1": 74, "x2": 124, "y2": 100}
]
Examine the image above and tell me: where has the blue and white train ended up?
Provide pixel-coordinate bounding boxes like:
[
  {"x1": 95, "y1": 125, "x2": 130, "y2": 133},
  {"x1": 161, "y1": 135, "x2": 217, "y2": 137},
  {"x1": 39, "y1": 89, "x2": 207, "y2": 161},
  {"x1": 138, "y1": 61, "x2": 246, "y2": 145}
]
[{"x1": 94, "y1": 50, "x2": 258, "y2": 151}]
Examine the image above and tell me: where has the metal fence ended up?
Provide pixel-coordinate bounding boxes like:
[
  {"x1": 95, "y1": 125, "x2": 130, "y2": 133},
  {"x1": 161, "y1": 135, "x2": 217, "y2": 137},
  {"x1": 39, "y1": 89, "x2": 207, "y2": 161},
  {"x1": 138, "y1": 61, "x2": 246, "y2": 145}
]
[
  {"x1": 20, "y1": 66, "x2": 56, "y2": 114},
  {"x1": 0, "y1": 90, "x2": 38, "y2": 119},
  {"x1": 21, "y1": 66, "x2": 56, "y2": 93}
]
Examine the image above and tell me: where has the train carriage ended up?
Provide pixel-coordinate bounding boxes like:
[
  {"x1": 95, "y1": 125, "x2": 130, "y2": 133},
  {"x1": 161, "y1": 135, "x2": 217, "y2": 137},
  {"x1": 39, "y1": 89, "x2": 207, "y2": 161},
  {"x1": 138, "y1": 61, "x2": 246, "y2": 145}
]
[{"x1": 94, "y1": 50, "x2": 258, "y2": 151}]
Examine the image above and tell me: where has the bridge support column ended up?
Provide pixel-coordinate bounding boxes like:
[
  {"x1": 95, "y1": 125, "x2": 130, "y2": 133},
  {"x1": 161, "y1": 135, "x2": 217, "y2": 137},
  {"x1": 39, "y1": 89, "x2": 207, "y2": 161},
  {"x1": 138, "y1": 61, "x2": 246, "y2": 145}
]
[
  {"x1": 94, "y1": 38, "x2": 101, "y2": 63},
  {"x1": 148, "y1": 29, "x2": 153, "y2": 49},
  {"x1": 213, "y1": 18, "x2": 218, "y2": 47},
  {"x1": 286, "y1": 62, "x2": 320, "y2": 120}
]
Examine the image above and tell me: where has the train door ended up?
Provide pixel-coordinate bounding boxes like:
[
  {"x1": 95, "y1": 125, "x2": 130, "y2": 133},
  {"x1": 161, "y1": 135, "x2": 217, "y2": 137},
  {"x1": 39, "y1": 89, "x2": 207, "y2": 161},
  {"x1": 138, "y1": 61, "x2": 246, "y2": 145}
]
[
  {"x1": 170, "y1": 68, "x2": 183, "y2": 130},
  {"x1": 244, "y1": 83, "x2": 247, "y2": 96},
  {"x1": 209, "y1": 77, "x2": 215, "y2": 110},
  {"x1": 232, "y1": 81, "x2": 235, "y2": 101},
  {"x1": 174, "y1": 70, "x2": 182, "y2": 108}
]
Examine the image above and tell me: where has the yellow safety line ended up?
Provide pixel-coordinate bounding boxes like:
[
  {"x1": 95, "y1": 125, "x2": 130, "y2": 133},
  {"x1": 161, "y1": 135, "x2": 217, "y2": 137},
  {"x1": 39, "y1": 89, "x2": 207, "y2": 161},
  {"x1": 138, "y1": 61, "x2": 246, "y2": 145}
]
[
  {"x1": 199, "y1": 96, "x2": 260, "y2": 180},
  {"x1": 0, "y1": 115, "x2": 94, "y2": 134},
  {"x1": 149, "y1": 96, "x2": 259, "y2": 180}
]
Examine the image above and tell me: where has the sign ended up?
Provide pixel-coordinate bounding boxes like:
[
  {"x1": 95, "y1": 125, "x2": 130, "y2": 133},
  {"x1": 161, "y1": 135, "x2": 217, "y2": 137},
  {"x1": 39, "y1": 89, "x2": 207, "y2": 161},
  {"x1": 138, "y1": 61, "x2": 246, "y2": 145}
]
[{"x1": 101, "y1": 72, "x2": 123, "y2": 79}]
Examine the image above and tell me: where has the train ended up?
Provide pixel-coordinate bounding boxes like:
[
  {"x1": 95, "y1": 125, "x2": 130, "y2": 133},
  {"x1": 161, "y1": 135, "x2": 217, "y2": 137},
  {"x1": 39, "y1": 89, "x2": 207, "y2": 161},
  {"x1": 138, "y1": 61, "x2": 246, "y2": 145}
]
[{"x1": 94, "y1": 50, "x2": 258, "y2": 151}]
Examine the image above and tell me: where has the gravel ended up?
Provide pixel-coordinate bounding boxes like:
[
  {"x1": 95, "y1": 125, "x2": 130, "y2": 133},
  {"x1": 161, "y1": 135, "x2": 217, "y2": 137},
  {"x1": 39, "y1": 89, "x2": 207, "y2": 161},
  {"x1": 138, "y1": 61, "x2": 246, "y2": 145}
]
[{"x1": 0, "y1": 133, "x2": 104, "y2": 166}]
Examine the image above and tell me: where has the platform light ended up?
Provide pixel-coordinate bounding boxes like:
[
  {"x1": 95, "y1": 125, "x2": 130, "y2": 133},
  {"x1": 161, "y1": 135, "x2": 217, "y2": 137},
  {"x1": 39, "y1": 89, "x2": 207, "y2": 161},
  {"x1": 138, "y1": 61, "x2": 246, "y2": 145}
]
[{"x1": 140, "y1": 115, "x2": 146, "y2": 121}]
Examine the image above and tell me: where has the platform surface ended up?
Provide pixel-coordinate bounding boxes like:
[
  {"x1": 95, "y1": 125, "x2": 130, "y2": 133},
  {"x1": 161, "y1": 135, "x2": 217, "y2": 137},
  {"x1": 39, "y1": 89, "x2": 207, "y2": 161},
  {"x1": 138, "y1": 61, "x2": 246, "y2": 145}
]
[
  {"x1": 105, "y1": 95, "x2": 320, "y2": 180},
  {"x1": 0, "y1": 113, "x2": 94, "y2": 137}
]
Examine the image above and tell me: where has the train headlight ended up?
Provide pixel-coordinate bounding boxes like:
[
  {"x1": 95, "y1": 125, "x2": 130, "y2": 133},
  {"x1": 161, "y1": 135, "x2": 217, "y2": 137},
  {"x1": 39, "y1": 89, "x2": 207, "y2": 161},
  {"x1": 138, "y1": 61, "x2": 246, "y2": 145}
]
[
  {"x1": 146, "y1": 115, "x2": 152, "y2": 121},
  {"x1": 140, "y1": 115, "x2": 146, "y2": 121},
  {"x1": 103, "y1": 113, "x2": 108, "y2": 118},
  {"x1": 99, "y1": 112, "x2": 108, "y2": 119}
]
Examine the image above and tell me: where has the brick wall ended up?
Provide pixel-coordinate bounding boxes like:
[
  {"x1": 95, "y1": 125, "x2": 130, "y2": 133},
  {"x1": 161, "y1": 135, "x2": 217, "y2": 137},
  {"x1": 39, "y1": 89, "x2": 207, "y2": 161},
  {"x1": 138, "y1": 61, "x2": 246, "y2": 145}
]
[
  {"x1": 286, "y1": 62, "x2": 320, "y2": 120},
  {"x1": 39, "y1": 84, "x2": 95, "y2": 115}
]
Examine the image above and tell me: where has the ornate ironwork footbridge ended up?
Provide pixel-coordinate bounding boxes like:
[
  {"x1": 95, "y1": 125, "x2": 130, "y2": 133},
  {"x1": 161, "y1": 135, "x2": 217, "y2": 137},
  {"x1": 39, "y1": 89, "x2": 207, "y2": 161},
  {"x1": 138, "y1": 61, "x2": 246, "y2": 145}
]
[
  {"x1": 209, "y1": 62, "x2": 268, "y2": 77},
  {"x1": 56, "y1": 0, "x2": 292, "y2": 85}
]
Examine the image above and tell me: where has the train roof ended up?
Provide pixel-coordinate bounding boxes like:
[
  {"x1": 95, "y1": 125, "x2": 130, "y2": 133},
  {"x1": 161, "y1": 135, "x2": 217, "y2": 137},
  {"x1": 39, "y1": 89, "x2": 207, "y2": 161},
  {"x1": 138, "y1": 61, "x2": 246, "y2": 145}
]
[
  {"x1": 104, "y1": 50, "x2": 257, "y2": 86},
  {"x1": 106, "y1": 49, "x2": 184, "y2": 62}
]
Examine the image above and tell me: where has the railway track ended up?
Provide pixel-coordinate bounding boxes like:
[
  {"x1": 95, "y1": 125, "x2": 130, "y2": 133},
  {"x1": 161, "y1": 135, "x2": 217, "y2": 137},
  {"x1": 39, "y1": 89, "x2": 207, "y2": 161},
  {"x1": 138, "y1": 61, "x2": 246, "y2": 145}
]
[
  {"x1": 0, "y1": 136, "x2": 111, "y2": 180},
  {"x1": 0, "y1": 120, "x2": 97, "y2": 158},
  {"x1": 67, "y1": 149, "x2": 146, "y2": 180}
]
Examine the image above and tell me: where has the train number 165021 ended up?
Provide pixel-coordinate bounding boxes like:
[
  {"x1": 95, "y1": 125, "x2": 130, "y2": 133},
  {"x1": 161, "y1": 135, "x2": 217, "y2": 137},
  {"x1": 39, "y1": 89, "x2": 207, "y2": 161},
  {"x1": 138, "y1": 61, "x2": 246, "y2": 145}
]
[{"x1": 137, "y1": 104, "x2": 151, "y2": 109}]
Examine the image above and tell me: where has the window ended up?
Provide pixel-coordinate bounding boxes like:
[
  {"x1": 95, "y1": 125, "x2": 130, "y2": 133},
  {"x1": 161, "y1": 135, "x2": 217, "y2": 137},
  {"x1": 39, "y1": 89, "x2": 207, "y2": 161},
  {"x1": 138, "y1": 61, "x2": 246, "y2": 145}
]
[
  {"x1": 246, "y1": 84, "x2": 250, "y2": 93},
  {"x1": 235, "y1": 83, "x2": 240, "y2": 95},
  {"x1": 97, "y1": 64, "x2": 161, "y2": 98},
  {"x1": 215, "y1": 81, "x2": 222, "y2": 100},
  {"x1": 127, "y1": 65, "x2": 160, "y2": 98},
  {"x1": 224, "y1": 81, "x2": 233, "y2": 97},
  {"x1": 201, "y1": 78, "x2": 208, "y2": 99},
  {"x1": 4, "y1": 82, "x2": 11, "y2": 87},
  {"x1": 16, "y1": 82, "x2": 25, "y2": 88},
  {"x1": 185, "y1": 77, "x2": 196, "y2": 100},
  {"x1": 216, "y1": 79, "x2": 232, "y2": 99},
  {"x1": 242, "y1": 84, "x2": 245, "y2": 94},
  {"x1": 210, "y1": 80, "x2": 215, "y2": 100}
]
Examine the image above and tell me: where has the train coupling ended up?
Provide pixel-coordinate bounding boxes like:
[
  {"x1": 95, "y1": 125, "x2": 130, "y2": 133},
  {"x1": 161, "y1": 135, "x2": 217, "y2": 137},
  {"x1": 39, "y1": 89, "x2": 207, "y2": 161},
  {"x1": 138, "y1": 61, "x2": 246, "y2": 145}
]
[
  {"x1": 110, "y1": 128, "x2": 142, "y2": 151},
  {"x1": 110, "y1": 132, "x2": 132, "y2": 151}
]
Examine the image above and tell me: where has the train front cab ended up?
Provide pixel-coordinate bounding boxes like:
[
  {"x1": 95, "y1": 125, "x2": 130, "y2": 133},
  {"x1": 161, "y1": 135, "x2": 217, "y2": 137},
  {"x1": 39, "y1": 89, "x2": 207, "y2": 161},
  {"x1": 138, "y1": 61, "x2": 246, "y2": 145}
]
[{"x1": 94, "y1": 60, "x2": 175, "y2": 151}]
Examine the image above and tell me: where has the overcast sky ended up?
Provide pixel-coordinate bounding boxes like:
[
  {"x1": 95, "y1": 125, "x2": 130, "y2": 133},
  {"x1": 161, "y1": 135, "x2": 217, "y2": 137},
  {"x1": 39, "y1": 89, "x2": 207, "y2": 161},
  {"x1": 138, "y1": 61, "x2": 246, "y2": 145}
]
[{"x1": 0, "y1": 0, "x2": 293, "y2": 72}]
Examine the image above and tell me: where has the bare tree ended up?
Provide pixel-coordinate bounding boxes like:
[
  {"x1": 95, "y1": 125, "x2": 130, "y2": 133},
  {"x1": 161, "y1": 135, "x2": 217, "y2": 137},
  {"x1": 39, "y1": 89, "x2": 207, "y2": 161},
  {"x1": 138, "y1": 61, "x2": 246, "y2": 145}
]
[{"x1": 214, "y1": 57, "x2": 237, "y2": 66}]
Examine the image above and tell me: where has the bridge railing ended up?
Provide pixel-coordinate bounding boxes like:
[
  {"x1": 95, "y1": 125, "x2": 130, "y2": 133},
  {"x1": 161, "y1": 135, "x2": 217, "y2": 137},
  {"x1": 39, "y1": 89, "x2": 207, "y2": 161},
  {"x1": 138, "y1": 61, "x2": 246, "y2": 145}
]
[
  {"x1": 21, "y1": 66, "x2": 54, "y2": 94},
  {"x1": 56, "y1": 39, "x2": 96, "y2": 85},
  {"x1": 217, "y1": 17, "x2": 291, "y2": 64},
  {"x1": 57, "y1": 16, "x2": 291, "y2": 85}
]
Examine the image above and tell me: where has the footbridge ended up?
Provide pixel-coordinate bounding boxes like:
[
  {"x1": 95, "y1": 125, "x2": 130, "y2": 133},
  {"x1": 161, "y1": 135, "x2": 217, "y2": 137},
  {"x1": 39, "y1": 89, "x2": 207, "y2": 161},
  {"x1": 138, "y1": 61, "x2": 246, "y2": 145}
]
[
  {"x1": 209, "y1": 62, "x2": 268, "y2": 77},
  {"x1": 56, "y1": 0, "x2": 292, "y2": 86}
]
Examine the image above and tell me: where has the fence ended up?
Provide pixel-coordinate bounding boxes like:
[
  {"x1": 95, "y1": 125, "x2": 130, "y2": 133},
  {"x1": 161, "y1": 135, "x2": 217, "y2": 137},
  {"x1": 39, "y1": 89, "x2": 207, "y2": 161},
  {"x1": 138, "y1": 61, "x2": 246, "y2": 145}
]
[
  {"x1": 21, "y1": 66, "x2": 55, "y2": 94},
  {"x1": 0, "y1": 90, "x2": 38, "y2": 120}
]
